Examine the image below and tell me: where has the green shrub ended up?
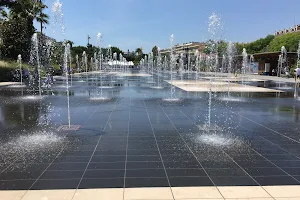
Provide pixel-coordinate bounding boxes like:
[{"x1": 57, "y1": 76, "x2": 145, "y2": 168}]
[
  {"x1": 290, "y1": 63, "x2": 298, "y2": 77},
  {"x1": 0, "y1": 65, "x2": 15, "y2": 82},
  {"x1": 0, "y1": 60, "x2": 42, "y2": 81}
]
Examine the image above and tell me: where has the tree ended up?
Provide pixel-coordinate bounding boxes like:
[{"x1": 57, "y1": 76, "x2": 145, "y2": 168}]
[
  {"x1": 244, "y1": 35, "x2": 275, "y2": 54},
  {"x1": 135, "y1": 47, "x2": 143, "y2": 56},
  {"x1": 36, "y1": 11, "x2": 49, "y2": 34},
  {"x1": 217, "y1": 40, "x2": 228, "y2": 56},
  {"x1": 4, "y1": 0, "x2": 49, "y2": 24},
  {"x1": 51, "y1": 41, "x2": 64, "y2": 65},
  {"x1": 0, "y1": 0, "x2": 50, "y2": 60},
  {"x1": 0, "y1": 0, "x2": 15, "y2": 10},
  {"x1": 203, "y1": 40, "x2": 228, "y2": 56},
  {"x1": 152, "y1": 46, "x2": 158, "y2": 57},
  {"x1": 235, "y1": 42, "x2": 246, "y2": 55},
  {"x1": 269, "y1": 32, "x2": 300, "y2": 52},
  {"x1": 65, "y1": 40, "x2": 74, "y2": 47},
  {"x1": 111, "y1": 46, "x2": 123, "y2": 59},
  {"x1": 124, "y1": 54, "x2": 135, "y2": 62},
  {"x1": 71, "y1": 46, "x2": 87, "y2": 58},
  {"x1": 1, "y1": 15, "x2": 35, "y2": 61}
]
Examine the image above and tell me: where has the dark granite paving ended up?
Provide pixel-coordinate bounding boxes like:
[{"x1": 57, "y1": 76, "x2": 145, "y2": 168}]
[{"x1": 0, "y1": 71, "x2": 300, "y2": 190}]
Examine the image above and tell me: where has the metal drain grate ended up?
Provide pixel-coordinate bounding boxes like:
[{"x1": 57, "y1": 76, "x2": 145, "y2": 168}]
[{"x1": 57, "y1": 125, "x2": 81, "y2": 131}]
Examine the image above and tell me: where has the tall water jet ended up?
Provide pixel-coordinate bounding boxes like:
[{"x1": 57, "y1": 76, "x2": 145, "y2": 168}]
[
  {"x1": 156, "y1": 48, "x2": 162, "y2": 87},
  {"x1": 226, "y1": 41, "x2": 235, "y2": 98},
  {"x1": 17, "y1": 55, "x2": 23, "y2": 86},
  {"x1": 113, "y1": 51, "x2": 117, "y2": 72},
  {"x1": 51, "y1": 0, "x2": 64, "y2": 35},
  {"x1": 46, "y1": 40, "x2": 53, "y2": 81},
  {"x1": 77, "y1": 54, "x2": 84, "y2": 82},
  {"x1": 119, "y1": 53, "x2": 123, "y2": 72},
  {"x1": 242, "y1": 48, "x2": 248, "y2": 85},
  {"x1": 195, "y1": 50, "x2": 199, "y2": 82},
  {"x1": 227, "y1": 41, "x2": 235, "y2": 74},
  {"x1": 278, "y1": 46, "x2": 287, "y2": 77},
  {"x1": 163, "y1": 56, "x2": 168, "y2": 78},
  {"x1": 151, "y1": 53, "x2": 154, "y2": 82},
  {"x1": 140, "y1": 58, "x2": 144, "y2": 70},
  {"x1": 69, "y1": 50, "x2": 73, "y2": 86},
  {"x1": 82, "y1": 51, "x2": 88, "y2": 81},
  {"x1": 205, "y1": 55, "x2": 211, "y2": 72},
  {"x1": 97, "y1": 33, "x2": 104, "y2": 94},
  {"x1": 76, "y1": 55, "x2": 79, "y2": 72},
  {"x1": 179, "y1": 53, "x2": 184, "y2": 81},
  {"x1": 31, "y1": 33, "x2": 42, "y2": 97},
  {"x1": 147, "y1": 53, "x2": 155, "y2": 84},
  {"x1": 206, "y1": 12, "x2": 221, "y2": 129},
  {"x1": 94, "y1": 53, "x2": 98, "y2": 86},
  {"x1": 107, "y1": 46, "x2": 112, "y2": 71},
  {"x1": 187, "y1": 52, "x2": 190, "y2": 76},
  {"x1": 64, "y1": 43, "x2": 71, "y2": 128},
  {"x1": 151, "y1": 48, "x2": 163, "y2": 89},
  {"x1": 145, "y1": 54, "x2": 149, "y2": 74},
  {"x1": 143, "y1": 56, "x2": 147, "y2": 72},
  {"x1": 295, "y1": 41, "x2": 300, "y2": 98},
  {"x1": 161, "y1": 34, "x2": 180, "y2": 103},
  {"x1": 221, "y1": 54, "x2": 226, "y2": 73},
  {"x1": 169, "y1": 34, "x2": 177, "y2": 100},
  {"x1": 94, "y1": 52, "x2": 98, "y2": 71},
  {"x1": 93, "y1": 51, "x2": 98, "y2": 87},
  {"x1": 215, "y1": 54, "x2": 219, "y2": 74},
  {"x1": 52, "y1": 0, "x2": 81, "y2": 131},
  {"x1": 249, "y1": 55, "x2": 254, "y2": 74},
  {"x1": 98, "y1": 49, "x2": 102, "y2": 71}
]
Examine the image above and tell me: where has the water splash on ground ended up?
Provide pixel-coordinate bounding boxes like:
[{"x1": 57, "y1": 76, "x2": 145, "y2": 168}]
[{"x1": 0, "y1": 130, "x2": 66, "y2": 165}]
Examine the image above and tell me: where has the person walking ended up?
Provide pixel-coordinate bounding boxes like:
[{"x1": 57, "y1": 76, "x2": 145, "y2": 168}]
[
  {"x1": 297, "y1": 66, "x2": 300, "y2": 79},
  {"x1": 293, "y1": 66, "x2": 300, "y2": 97}
]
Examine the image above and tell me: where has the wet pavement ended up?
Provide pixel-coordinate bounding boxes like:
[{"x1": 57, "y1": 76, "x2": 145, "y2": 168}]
[{"x1": 0, "y1": 70, "x2": 299, "y2": 190}]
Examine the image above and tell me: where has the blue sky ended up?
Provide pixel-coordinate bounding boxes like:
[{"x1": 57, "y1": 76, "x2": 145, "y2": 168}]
[{"x1": 37, "y1": 0, "x2": 300, "y2": 53}]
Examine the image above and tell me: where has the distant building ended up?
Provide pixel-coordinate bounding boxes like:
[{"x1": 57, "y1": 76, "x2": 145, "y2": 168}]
[
  {"x1": 160, "y1": 42, "x2": 205, "y2": 56},
  {"x1": 275, "y1": 24, "x2": 300, "y2": 36}
]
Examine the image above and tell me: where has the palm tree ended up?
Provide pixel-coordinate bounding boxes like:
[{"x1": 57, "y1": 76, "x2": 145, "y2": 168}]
[
  {"x1": 36, "y1": 11, "x2": 49, "y2": 34},
  {"x1": 36, "y1": 0, "x2": 49, "y2": 35},
  {"x1": 6, "y1": 0, "x2": 49, "y2": 34}
]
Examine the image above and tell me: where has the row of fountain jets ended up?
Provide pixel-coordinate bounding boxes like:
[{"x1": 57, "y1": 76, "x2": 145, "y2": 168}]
[
  {"x1": 14, "y1": 0, "x2": 300, "y2": 129},
  {"x1": 18, "y1": 32, "x2": 295, "y2": 92}
]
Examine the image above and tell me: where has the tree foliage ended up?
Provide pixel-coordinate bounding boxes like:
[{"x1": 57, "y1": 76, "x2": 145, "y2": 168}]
[
  {"x1": 152, "y1": 46, "x2": 158, "y2": 57},
  {"x1": 135, "y1": 47, "x2": 143, "y2": 56},
  {"x1": 268, "y1": 32, "x2": 300, "y2": 52},
  {"x1": 1, "y1": 17, "x2": 34, "y2": 61},
  {"x1": 0, "y1": 0, "x2": 49, "y2": 61},
  {"x1": 203, "y1": 40, "x2": 228, "y2": 56},
  {"x1": 236, "y1": 35, "x2": 275, "y2": 54}
]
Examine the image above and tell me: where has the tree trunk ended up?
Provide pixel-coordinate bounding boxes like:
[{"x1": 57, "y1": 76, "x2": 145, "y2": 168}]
[
  {"x1": 40, "y1": 21, "x2": 43, "y2": 35},
  {"x1": 40, "y1": 0, "x2": 43, "y2": 35}
]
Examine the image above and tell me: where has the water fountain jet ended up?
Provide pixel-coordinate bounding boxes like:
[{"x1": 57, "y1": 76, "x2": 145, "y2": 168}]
[{"x1": 162, "y1": 34, "x2": 181, "y2": 103}]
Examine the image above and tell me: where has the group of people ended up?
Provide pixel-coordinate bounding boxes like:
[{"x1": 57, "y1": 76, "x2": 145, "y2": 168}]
[
  {"x1": 12, "y1": 67, "x2": 55, "y2": 86},
  {"x1": 12, "y1": 68, "x2": 30, "y2": 83},
  {"x1": 271, "y1": 66, "x2": 300, "y2": 79}
]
